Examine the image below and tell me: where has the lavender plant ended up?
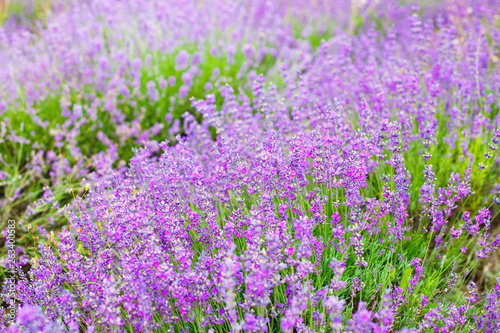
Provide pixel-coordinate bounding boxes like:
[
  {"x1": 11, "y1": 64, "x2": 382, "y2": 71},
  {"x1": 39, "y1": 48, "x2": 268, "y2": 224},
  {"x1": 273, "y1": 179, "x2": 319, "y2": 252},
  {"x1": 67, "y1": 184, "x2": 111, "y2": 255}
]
[{"x1": 1, "y1": 0, "x2": 500, "y2": 332}]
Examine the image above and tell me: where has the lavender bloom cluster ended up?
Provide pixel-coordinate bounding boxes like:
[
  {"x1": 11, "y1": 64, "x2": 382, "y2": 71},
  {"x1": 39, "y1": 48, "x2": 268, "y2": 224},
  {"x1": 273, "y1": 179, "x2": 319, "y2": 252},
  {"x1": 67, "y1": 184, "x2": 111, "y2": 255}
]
[
  {"x1": 1, "y1": 0, "x2": 500, "y2": 332},
  {"x1": 0, "y1": 0, "x2": 339, "y2": 224}
]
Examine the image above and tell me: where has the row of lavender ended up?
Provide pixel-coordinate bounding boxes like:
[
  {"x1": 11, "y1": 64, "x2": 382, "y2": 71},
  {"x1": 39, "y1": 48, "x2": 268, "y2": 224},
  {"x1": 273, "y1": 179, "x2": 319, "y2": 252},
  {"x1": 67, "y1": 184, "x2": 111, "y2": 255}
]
[{"x1": 2, "y1": 0, "x2": 500, "y2": 332}]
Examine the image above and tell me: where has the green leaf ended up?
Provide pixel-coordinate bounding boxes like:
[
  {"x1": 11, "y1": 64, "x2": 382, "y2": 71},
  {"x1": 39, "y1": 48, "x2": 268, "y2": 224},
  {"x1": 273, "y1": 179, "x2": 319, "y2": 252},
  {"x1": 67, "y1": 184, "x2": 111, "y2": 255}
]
[
  {"x1": 389, "y1": 268, "x2": 396, "y2": 281},
  {"x1": 400, "y1": 267, "x2": 413, "y2": 291},
  {"x1": 427, "y1": 302, "x2": 438, "y2": 309}
]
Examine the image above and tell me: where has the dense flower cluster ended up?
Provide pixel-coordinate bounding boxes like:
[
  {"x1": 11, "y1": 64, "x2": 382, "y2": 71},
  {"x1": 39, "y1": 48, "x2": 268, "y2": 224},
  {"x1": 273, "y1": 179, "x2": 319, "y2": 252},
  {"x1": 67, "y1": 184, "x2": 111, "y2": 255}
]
[
  {"x1": 0, "y1": 0, "x2": 343, "y2": 229},
  {"x1": 1, "y1": 0, "x2": 500, "y2": 332},
  {"x1": 1, "y1": 305, "x2": 66, "y2": 333}
]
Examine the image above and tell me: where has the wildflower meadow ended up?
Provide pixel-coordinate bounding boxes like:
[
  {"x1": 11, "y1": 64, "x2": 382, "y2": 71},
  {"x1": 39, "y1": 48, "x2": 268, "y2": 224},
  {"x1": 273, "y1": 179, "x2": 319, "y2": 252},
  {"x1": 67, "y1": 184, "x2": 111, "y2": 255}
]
[{"x1": 0, "y1": 0, "x2": 500, "y2": 332}]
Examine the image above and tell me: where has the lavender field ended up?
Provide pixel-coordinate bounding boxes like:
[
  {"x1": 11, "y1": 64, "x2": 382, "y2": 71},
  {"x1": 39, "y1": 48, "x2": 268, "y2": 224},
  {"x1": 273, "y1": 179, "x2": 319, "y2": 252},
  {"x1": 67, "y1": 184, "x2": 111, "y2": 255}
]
[{"x1": 0, "y1": 0, "x2": 500, "y2": 332}]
